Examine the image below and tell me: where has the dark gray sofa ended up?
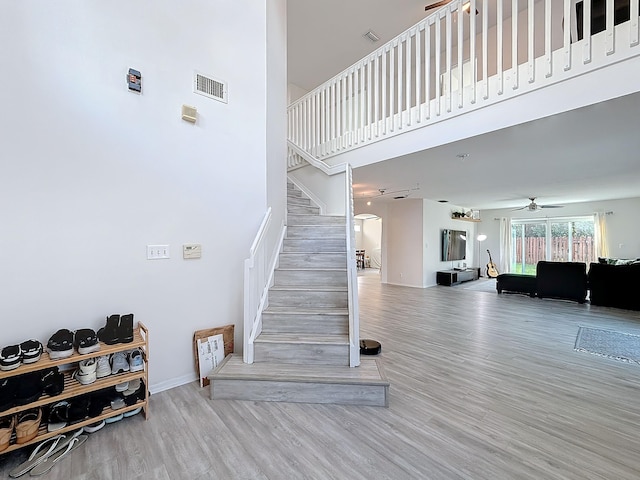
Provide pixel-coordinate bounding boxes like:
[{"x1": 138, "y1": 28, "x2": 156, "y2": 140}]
[
  {"x1": 588, "y1": 262, "x2": 640, "y2": 310},
  {"x1": 536, "y1": 261, "x2": 588, "y2": 303}
]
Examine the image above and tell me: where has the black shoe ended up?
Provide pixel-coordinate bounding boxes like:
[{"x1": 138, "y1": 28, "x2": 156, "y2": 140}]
[
  {"x1": 118, "y1": 314, "x2": 134, "y2": 343},
  {"x1": 88, "y1": 394, "x2": 108, "y2": 418},
  {"x1": 47, "y1": 329, "x2": 74, "y2": 359},
  {"x1": 20, "y1": 340, "x2": 43, "y2": 364},
  {"x1": 68, "y1": 396, "x2": 89, "y2": 424},
  {"x1": 98, "y1": 315, "x2": 120, "y2": 345},
  {"x1": 0, "y1": 344, "x2": 22, "y2": 371},
  {"x1": 14, "y1": 372, "x2": 43, "y2": 406},
  {"x1": 75, "y1": 329, "x2": 100, "y2": 354},
  {"x1": 41, "y1": 367, "x2": 65, "y2": 397},
  {"x1": 47, "y1": 400, "x2": 70, "y2": 432},
  {"x1": 0, "y1": 377, "x2": 18, "y2": 412}
]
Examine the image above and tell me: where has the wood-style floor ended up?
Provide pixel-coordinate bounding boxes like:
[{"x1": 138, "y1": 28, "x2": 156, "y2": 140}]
[{"x1": 2, "y1": 272, "x2": 640, "y2": 479}]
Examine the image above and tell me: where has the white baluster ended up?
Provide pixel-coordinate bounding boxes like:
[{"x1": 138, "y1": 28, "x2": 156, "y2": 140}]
[
  {"x1": 497, "y1": 0, "x2": 504, "y2": 94},
  {"x1": 512, "y1": 0, "x2": 519, "y2": 90},
  {"x1": 415, "y1": 26, "x2": 421, "y2": 123},
  {"x1": 545, "y1": 0, "x2": 552, "y2": 77},
  {"x1": 528, "y1": 0, "x2": 535, "y2": 83},
  {"x1": 457, "y1": 0, "x2": 464, "y2": 109},
  {"x1": 583, "y1": 0, "x2": 592, "y2": 64},
  {"x1": 563, "y1": 0, "x2": 572, "y2": 71},
  {"x1": 632, "y1": 0, "x2": 639, "y2": 46},
  {"x1": 606, "y1": 0, "x2": 615, "y2": 55},
  {"x1": 482, "y1": 0, "x2": 489, "y2": 99}
]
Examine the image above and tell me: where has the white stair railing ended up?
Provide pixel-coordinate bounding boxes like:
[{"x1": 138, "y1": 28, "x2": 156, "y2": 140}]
[
  {"x1": 344, "y1": 165, "x2": 360, "y2": 367},
  {"x1": 287, "y1": 0, "x2": 640, "y2": 161},
  {"x1": 243, "y1": 208, "x2": 285, "y2": 364}
]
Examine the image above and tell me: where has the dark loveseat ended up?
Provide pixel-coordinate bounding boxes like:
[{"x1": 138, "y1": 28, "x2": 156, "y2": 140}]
[{"x1": 588, "y1": 262, "x2": 640, "y2": 310}]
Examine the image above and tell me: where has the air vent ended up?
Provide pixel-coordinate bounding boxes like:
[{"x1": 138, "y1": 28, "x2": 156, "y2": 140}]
[
  {"x1": 194, "y1": 72, "x2": 227, "y2": 103},
  {"x1": 364, "y1": 30, "x2": 380, "y2": 42}
]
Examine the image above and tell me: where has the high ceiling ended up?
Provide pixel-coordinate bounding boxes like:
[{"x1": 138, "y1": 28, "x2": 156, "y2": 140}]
[{"x1": 287, "y1": 0, "x2": 640, "y2": 210}]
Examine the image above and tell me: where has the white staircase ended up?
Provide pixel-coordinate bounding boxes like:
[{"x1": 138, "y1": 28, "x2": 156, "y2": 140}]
[{"x1": 210, "y1": 182, "x2": 388, "y2": 406}]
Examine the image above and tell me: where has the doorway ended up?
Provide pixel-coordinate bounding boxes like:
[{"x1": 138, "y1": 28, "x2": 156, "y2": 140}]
[{"x1": 355, "y1": 214, "x2": 382, "y2": 277}]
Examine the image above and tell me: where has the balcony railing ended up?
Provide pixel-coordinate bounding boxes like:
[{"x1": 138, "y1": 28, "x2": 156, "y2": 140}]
[{"x1": 287, "y1": 0, "x2": 640, "y2": 165}]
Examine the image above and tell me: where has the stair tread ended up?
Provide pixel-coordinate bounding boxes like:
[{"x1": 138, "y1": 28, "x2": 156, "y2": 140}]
[
  {"x1": 276, "y1": 268, "x2": 347, "y2": 272},
  {"x1": 211, "y1": 355, "x2": 388, "y2": 385},
  {"x1": 263, "y1": 307, "x2": 349, "y2": 314},
  {"x1": 269, "y1": 285, "x2": 347, "y2": 292},
  {"x1": 256, "y1": 333, "x2": 349, "y2": 344},
  {"x1": 288, "y1": 214, "x2": 345, "y2": 218}
]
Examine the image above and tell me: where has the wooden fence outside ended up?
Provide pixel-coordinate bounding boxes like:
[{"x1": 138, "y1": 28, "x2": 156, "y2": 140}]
[{"x1": 514, "y1": 236, "x2": 594, "y2": 265}]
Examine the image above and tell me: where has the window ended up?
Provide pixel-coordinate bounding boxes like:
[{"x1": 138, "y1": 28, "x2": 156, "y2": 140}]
[{"x1": 511, "y1": 216, "x2": 595, "y2": 274}]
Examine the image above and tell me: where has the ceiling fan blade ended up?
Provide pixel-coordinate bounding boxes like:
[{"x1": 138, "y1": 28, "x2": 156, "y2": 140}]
[
  {"x1": 425, "y1": 0, "x2": 451, "y2": 12},
  {"x1": 511, "y1": 206, "x2": 528, "y2": 211},
  {"x1": 540, "y1": 205, "x2": 564, "y2": 209}
]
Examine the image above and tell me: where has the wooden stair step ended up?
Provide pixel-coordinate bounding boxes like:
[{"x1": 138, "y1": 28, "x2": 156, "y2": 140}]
[
  {"x1": 253, "y1": 333, "x2": 350, "y2": 365},
  {"x1": 210, "y1": 355, "x2": 389, "y2": 407},
  {"x1": 255, "y1": 333, "x2": 349, "y2": 345}
]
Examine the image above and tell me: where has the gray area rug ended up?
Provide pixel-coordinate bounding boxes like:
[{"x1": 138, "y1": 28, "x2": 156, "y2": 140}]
[
  {"x1": 574, "y1": 326, "x2": 640, "y2": 365},
  {"x1": 462, "y1": 278, "x2": 497, "y2": 293}
]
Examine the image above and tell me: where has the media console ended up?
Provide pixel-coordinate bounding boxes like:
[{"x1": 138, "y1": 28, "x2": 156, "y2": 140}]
[{"x1": 436, "y1": 268, "x2": 480, "y2": 286}]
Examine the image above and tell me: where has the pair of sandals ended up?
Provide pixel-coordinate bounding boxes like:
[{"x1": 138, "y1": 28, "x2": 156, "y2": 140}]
[
  {"x1": 0, "y1": 341, "x2": 43, "y2": 371},
  {"x1": 0, "y1": 408, "x2": 42, "y2": 452},
  {"x1": 8, "y1": 429, "x2": 87, "y2": 477}
]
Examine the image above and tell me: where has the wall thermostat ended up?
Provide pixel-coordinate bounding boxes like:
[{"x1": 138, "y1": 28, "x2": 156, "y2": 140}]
[
  {"x1": 128, "y1": 68, "x2": 141, "y2": 93},
  {"x1": 183, "y1": 243, "x2": 202, "y2": 259}
]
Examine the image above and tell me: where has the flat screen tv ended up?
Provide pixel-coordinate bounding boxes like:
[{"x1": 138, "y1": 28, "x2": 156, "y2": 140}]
[{"x1": 441, "y1": 229, "x2": 467, "y2": 262}]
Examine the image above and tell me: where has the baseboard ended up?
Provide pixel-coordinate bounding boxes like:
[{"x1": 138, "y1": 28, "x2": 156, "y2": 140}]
[{"x1": 149, "y1": 372, "x2": 198, "y2": 395}]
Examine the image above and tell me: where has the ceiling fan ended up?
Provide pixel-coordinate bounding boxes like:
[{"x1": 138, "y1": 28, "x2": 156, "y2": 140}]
[
  {"x1": 425, "y1": 1, "x2": 476, "y2": 14},
  {"x1": 513, "y1": 197, "x2": 564, "y2": 212},
  {"x1": 361, "y1": 185, "x2": 420, "y2": 200}
]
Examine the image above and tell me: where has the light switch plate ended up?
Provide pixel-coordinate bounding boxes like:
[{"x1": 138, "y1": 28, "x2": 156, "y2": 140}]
[{"x1": 147, "y1": 245, "x2": 170, "y2": 260}]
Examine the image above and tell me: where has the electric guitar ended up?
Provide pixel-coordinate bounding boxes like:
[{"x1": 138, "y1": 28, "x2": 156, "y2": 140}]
[{"x1": 486, "y1": 249, "x2": 499, "y2": 278}]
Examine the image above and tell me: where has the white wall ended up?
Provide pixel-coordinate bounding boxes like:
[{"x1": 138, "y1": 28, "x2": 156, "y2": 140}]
[
  {"x1": 0, "y1": 0, "x2": 284, "y2": 392},
  {"x1": 362, "y1": 217, "x2": 382, "y2": 268},
  {"x1": 423, "y1": 200, "x2": 477, "y2": 287},
  {"x1": 354, "y1": 201, "x2": 389, "y2": 282},
  {"x1": 385, "y1": 199, "x2": 424, "y2": 287},
  {"x1": 267, "y1": 0, "x2": 288, "y2": 264},
  {"x1": 288, "y1": 164, "x2": 346, "y2": 215},
  {"x1": 480, "y1": 197, "x2": 640, "y2": 273},
  {"x1": 287, "y1": 83, "x2": 308, "y2": 104}
]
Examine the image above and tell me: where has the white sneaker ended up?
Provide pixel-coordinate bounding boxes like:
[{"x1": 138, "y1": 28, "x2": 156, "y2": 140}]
[
  {"x1": 84, "y1": 420, "x2": 105, "y2": 433},
  {"x1": 115, "y1": 382, "x2": 129, "y2": 393},
  {"x1": 128, "y1": 348, "x2": 144, "y2": 373},
  {"x1": 79, "y1": 357, "x2": 97, "y2": 374},
  {"x1": 73, "y1": 368, "x2": 96, "y2": 385},
  {"x1": 105, "y1": 413, "x2": 123, "y2": 424},
  {"x1": 95, "y1": 355, "x2": 111, "y2": 378},
  {"x1": 124, "y1": 406, "x2": 142, "y2": 418},
  {"x1": 110, "y1": 351, "x2": 129, "y2": 375}
]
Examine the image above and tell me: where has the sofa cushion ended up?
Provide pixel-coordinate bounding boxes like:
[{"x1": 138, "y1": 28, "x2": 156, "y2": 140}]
[{"x1": 496, "y1": 274, "x2": 537, "y2": 296}]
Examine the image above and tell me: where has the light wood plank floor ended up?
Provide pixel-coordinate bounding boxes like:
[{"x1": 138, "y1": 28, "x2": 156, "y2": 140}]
[{"x1": 2, "y1": 274, "x2": 640, "y2": 479}]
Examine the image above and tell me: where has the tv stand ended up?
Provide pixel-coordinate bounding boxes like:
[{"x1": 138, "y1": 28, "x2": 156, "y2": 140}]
[{"x1": 437, "y1": 268, "x2": 480, "y2": 286}]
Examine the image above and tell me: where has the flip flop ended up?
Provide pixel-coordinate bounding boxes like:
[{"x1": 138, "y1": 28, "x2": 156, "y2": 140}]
[
  {"x1": 29, "y1": 435, "x2": 87, "y2": 476},
  {"x1": 9, "y1": 429, "x2": 83, "y2": 478}
]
